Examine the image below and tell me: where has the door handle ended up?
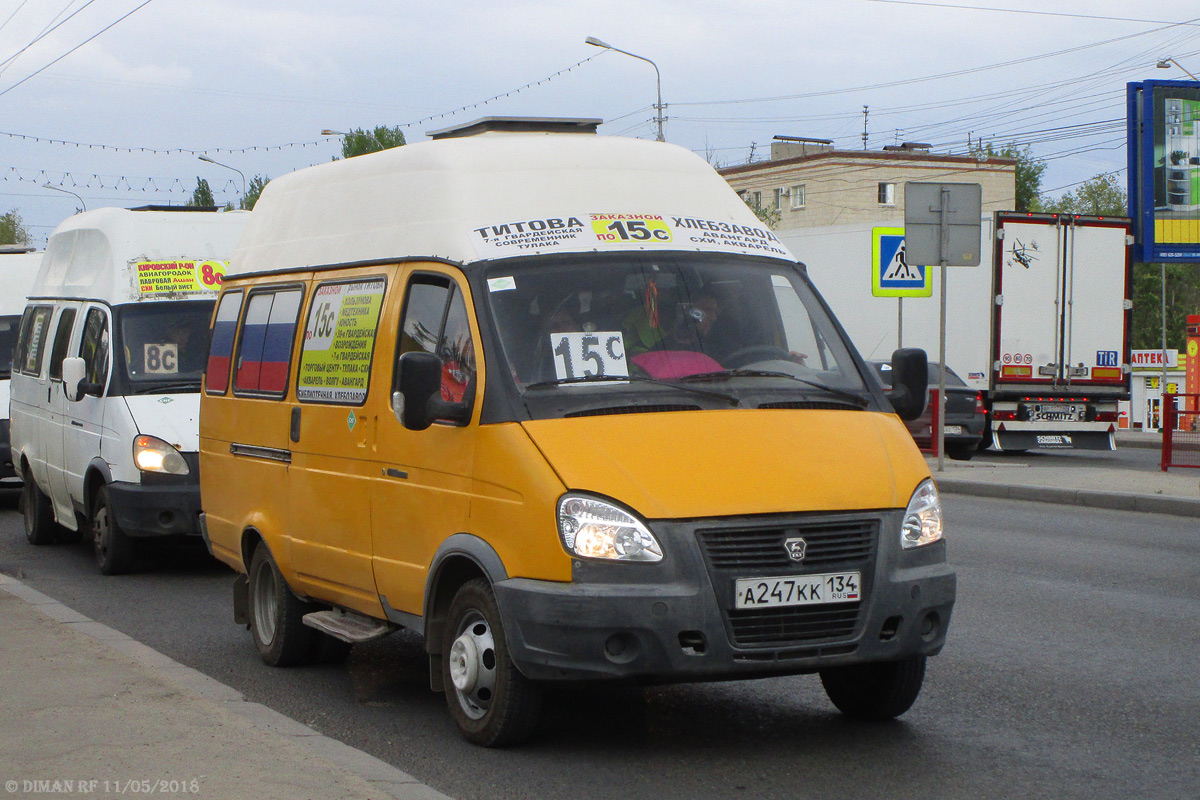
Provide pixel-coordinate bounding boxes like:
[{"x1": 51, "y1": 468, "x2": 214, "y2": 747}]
[
  {"x1": 385, "y1": 468, "x2": 407, "y2": 479},
  {"x1": 290, "y1": 407, "x2": 301, "y2": 443}
]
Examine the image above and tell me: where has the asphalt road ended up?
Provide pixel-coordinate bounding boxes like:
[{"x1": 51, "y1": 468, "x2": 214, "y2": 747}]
[{"x1": 1, "y1": 488, "x2": 1197, "y2": 800}]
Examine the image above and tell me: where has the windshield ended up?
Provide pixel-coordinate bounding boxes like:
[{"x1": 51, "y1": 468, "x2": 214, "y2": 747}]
[
  {"x1": 117, "y1": 301, "x2": 215, "y2": 391},
  {"x1": 0, "y1": 315, "x2": 18, "y2": 377},
  {"x1": 485, "y1": 253, "x2": 869, "y2": 416}
]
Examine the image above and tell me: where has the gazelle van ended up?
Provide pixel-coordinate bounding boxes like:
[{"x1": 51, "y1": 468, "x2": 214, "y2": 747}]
[
  {"x1": 11, "y1": 206, "x2": 248, "y2": 574},
  {"x1": 1, "y1": 245, "x2": 43, "y2": 484},
  {"x1": 200, "y1": 117, "x2": 956, "y2": 746}
]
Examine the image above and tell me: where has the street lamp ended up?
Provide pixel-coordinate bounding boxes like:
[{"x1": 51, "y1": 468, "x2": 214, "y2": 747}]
[
  {"x1": 585, "y1": 36, "x2": 665, "y2": 142},
  {"x1": 1156, "y1": 57, "x2": 1200, "y2": 81},
  {"x1": 43, "y1": 182, "x2": 86, "y2": 211},
  {"x1": 197, "y1": 154, "x2": 246, "y2": 202},
  {"x1": 322, "y1": 128, "x2": 385, "y2": 151}
]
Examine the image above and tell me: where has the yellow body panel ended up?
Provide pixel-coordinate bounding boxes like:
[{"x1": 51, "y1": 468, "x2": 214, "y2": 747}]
[{"x1": 522, "y1": 409, "x2": 930, "y2": 519}]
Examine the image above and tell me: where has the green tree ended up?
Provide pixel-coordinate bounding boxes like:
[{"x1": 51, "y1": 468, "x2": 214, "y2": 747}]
[
  {"x1": 188, "y1": 178, "x2": 214, "y2": 207},
  {"x1": 1131, "y1": 263, "x2": 1200, "y2": 352},
  {"x1": 1, "y1": 208, "x2": 31, "y2": 245},
  {"x1": 339, "y1": 126, "x2": 406, "y2": 159},
  {"x1": 241, "y1": 175, "x2": 269, "y2": 210},
  {"x1": 743, "y1": 195, "x2": 780, "y2": 229},
  {"x1": 971, "y1": 142, "x2": 1046, "y2": 212},
  {"x1": 1043, "y1": 173, "x2": 1126, "y2": 216}
]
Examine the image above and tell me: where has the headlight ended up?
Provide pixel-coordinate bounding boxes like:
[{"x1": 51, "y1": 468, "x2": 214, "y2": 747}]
[
  {"x1": 133, "y1": 434, "x2": 189, "y2": 475},
  {"x1": 557, "y1": 494, "x2": 662, "y2": 562},
  {"x1": 901, "y1": 479, "x2": 943, "y2": 549}
]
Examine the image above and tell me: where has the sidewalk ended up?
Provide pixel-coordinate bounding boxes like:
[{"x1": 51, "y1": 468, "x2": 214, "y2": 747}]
[
  {"x1": 929, "y1": 431, "x2": 1200, "y2": 517},
  {"x1": 0, "y1": 575, "x2": 450, "y2": 800}
]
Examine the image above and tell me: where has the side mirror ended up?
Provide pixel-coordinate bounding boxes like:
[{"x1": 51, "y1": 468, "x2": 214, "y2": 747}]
[
  {"x1": 62, "y1": 357, "x2": 86, "y2": 402},
  {"x1": 886, "y1": 348, "x2": 928, "y2": 421},
  {"x1": 395, "y1": 351, "x2": 470, "y2": 431}
]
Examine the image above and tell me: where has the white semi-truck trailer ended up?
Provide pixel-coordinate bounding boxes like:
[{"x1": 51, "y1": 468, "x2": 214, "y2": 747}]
[{"x1": 784, "y1": 211, "x2": 1132, "y2": 451}]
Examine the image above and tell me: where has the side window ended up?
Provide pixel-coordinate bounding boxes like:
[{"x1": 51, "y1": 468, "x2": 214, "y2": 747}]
[
  {"x1": 234, "y1": 288, "x2": 303, "y2": 397},
  {"x1": 47, "y1": 308, "x2": 78, "y2": 381},
  {"x1": 78, "y1": 308, "x2": 110, "y2": 387},
  {"x1": 17, "y1": 305, "x2": 54, "y2": 377},
  {"x1": 297, "y1": 278, "x2": 387, "y2": 405},
  {"x1": 206, "y1": 290, "x2": 243, "y2": 395},
  {"x1": 395, "y1": 275, "x2": 477, "y2": 417}
]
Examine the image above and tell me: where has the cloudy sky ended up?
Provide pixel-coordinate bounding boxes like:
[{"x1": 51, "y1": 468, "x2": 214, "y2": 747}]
[{"x1": 2, "y1": 0, "x2": 1198, "y2": 245}]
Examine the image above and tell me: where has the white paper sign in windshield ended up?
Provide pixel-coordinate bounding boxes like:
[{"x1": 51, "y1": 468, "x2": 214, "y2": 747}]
[
  {"x1": 470, "y1": 213, "x2": 793, "y2": 261},
  {"x1": 550, "y1": 331, "x2": 629, "y2": 381}
]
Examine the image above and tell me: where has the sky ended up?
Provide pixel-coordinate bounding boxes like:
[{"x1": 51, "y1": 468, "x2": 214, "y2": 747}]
[{"x1": 2, "y1": 0, "x2": 1199, "y2": 246}]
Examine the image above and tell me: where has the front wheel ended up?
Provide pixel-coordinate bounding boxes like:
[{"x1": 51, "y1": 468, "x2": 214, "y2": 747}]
[
  {"x1": 23, "y1": 469, "x2": 56, "y2": 546},
  {"x1": 92, "y1": 486, "x2": 135, "y2": 575},
  {"x1": 442, "y1": 579, "x2": 542, "y2": 747},
  {"x1": 819, "y1": 655, "x2": 926, "y2": 720}
]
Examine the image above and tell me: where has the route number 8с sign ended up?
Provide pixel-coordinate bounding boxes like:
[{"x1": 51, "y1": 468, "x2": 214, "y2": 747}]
[{"x1": 550, "y1": 331, "x2": 629, "y2": 380}]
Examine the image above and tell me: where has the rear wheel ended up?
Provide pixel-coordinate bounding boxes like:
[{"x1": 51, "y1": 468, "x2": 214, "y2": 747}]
[
  {"x1": 248, "y1": 543, "x2": 315, "y2": 667},
  {"x1": 820, "y1": 655, "x2": 926, "y2": 720},
  {"x1": 442, "y1": 579, "x2": 542, "y2": 746},
  {"x1": 92, "y1": 486, "x2": 135, "y2": 575},
  {"x1": 22, "y1": 469, "x2": 56, "y2": 546},
  {"x1": 946, "y1": 444, "x2": 975, "y2": 462}
]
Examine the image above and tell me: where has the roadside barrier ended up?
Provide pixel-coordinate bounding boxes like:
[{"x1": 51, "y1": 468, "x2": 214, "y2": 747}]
[{"x1": 1161, "y1": 393, "x2": 1200, "y2": 471}]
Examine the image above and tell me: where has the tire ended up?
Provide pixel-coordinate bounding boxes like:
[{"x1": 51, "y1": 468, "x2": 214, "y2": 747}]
[
  {"x1": 819, "y1": 655, "x2": 926, "y2": 720},
  {"x1": 92, "y1": 486, "x2": 135, "y2": 575},
  {"x1": 248, "y1": 543, "x2": 316, "y2": 667},
  {"x1": 22, "y1": 469, "x2": 56, "y2": 546},
  {"x1": 442, "y1": 579, "x2": 542, "y2": 747},
  {"x1": 945, "y1": 444, "x2": 975, "y2": 462}
]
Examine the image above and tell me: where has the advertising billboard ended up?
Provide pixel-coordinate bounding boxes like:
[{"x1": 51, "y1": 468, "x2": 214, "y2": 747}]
[{"x1": 1127, "y1": 79, "x2": 1200, "y2": 263}]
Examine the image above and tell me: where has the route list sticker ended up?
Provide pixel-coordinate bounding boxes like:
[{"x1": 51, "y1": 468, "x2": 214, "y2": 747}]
[
  {"x1": 297, "y1": 279, "x2": 386, "y2": 403},
  {"x1": 470, "y1": 213, "x2": 793, "y2": 260}
]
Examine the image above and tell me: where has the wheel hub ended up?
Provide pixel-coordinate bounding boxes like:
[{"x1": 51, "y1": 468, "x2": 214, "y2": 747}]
[{"x1": 448, "y1": 617, "x2": 497, "y2": 720}]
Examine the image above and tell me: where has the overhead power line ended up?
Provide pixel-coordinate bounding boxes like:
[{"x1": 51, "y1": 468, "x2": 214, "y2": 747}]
[
  {"x1": 0, "y1": 0, "x2": 157, "y2": 99},
  {"x1": 862, "y1": 0, "x2": 1200, "y2": 27}
]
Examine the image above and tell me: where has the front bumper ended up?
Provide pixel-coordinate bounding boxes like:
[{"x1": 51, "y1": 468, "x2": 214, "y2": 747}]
[
  {"x1": 105, "y1": 480, "x2": 202, "y2": 538},
  {"x1": 494, "y1": 510, "x2": 956, "y2": 682}
]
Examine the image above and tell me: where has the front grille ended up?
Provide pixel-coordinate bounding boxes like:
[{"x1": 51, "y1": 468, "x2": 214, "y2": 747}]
[
  {"x1": 693, "y1": 515, "x2": 880, "y2": 650},
  {"x1": 728, "y1": 605, "x2": 860, "y2": 646},
  {"x1": 696, "y1": 518, "x2": 876, "y2": 570}
]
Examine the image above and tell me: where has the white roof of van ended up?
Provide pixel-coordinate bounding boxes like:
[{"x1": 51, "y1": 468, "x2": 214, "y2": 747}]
[
  {"x1": 32, "y1": 207, "x2": 250, "y2": 303},
  {"x1": 233, "y1": 131, "x2": 795, "y2": 274},
  {"x1": 0, "y1": 251, "x2": 44, "y2": 316}
]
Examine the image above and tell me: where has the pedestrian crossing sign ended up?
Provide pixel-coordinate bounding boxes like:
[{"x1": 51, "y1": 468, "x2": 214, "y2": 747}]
[{"x1": 872, "y1": 227, "x2": 931, "y2": 297}]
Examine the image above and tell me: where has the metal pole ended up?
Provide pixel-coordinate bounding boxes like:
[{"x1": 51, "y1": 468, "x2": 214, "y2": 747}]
[
  {"x1": 937, "y1": 187, "x2": 949, "y2": 472},
  {"x1": 1161, "y1": 262, "x2": 1168, "y2": 431},
  {"x1": 897, "y1": 297, "x2": 903, "y2": 349}
]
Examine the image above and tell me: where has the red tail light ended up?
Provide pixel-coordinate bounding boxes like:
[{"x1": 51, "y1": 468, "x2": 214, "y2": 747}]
[
  {"x1": 993, "y1": 410, "x2": 1017, "y2": 421},
  {"x1": 974, "y1": 392, "x2": 986, "y2": 415},
  {"x1": 1095, "y1": 411, "x2": 1118, "y2": 422}
]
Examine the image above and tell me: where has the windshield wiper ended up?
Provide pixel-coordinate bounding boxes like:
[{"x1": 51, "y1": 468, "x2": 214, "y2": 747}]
[
  {"x1": 679, "y1": 369, "x2": 870, "y2": 407},
  {"x1": 524, "y1": 374, "x2": 739, "y2": 406}
]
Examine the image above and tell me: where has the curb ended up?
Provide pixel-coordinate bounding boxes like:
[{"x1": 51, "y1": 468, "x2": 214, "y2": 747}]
[
  {"x1": 936, "y1": 478, "x2": 1200, "y2": 518},
  {"x1": 0, "y1": 574, "x2": 452, "y2": 800}
]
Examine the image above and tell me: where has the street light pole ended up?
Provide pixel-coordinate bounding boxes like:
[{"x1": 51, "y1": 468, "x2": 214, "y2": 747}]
[
  {"x1": 322, "y1": 128, "x2": 385, "y2": 152},
  {"x1": 586, "y1": 36, "x2": 665, "y2": 142},
  {"x1": 1156, "y1": 57, "x2": 1200, "y2": 81},
  {"x1": 198, "y1": 155, "x2": 246, "y2": 205},
  {"x1": 42, "y1": 182, "x2": 86, "y2": 212}
]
